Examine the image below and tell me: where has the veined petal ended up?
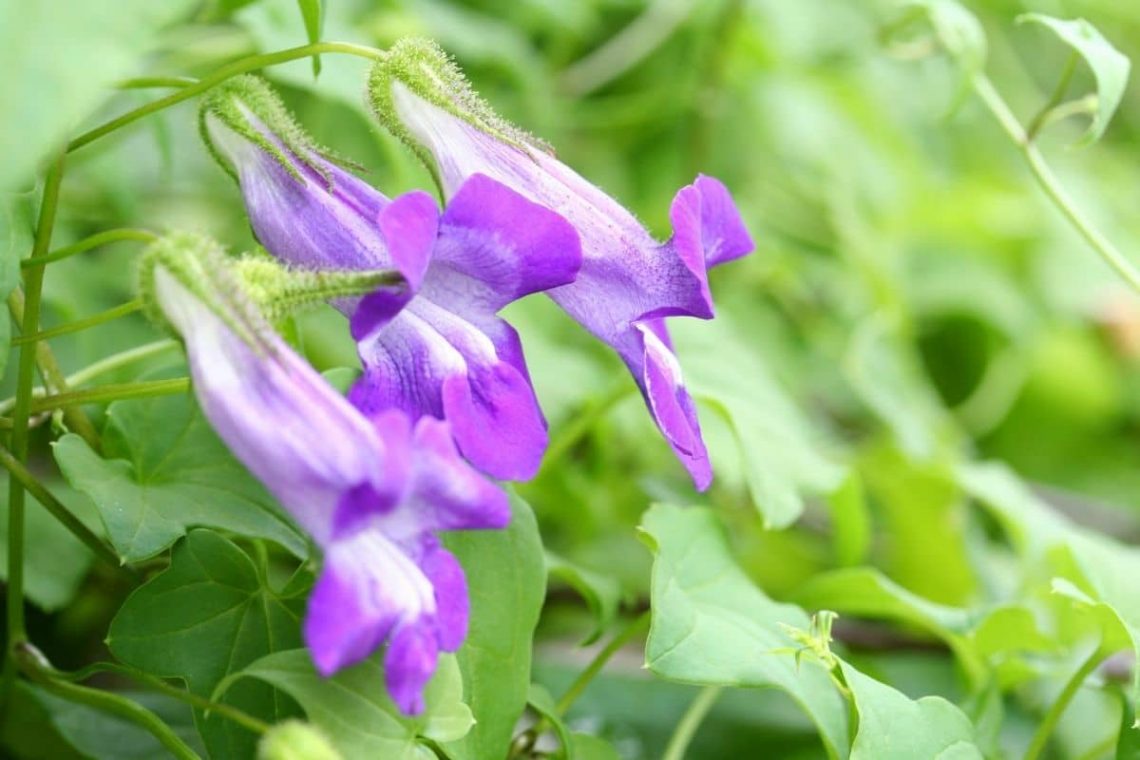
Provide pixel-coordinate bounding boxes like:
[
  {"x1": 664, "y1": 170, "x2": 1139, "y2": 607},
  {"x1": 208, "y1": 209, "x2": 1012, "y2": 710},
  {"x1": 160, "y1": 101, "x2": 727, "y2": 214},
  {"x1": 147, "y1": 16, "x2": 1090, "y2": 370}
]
[
  {"x1": 350, "y1": 301, "x2": 548, "y2": 481},
  {"x1": 152, "y1": 263, "x2": 396, "y2": 544},
  {"x1": 303, "y1": 528, "x2": 436, "y2": 679},
  {"x1": 630, "y1": 319, "x2": 711, "y2": 490}
]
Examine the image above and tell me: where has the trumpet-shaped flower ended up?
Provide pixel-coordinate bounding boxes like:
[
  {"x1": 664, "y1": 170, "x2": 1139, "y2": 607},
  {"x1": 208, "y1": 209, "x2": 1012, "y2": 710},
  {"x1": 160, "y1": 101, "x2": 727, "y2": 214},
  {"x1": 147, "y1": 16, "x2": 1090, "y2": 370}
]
[
  {"x1": 140, "y1": 233, "x2": 509, "y2": 714},
  {"x1": 199, "y1": 76, "x2": 581, "y2": 481},
  {"x1": 368, "y1": 39, "x2": 754, "y2": 489}
]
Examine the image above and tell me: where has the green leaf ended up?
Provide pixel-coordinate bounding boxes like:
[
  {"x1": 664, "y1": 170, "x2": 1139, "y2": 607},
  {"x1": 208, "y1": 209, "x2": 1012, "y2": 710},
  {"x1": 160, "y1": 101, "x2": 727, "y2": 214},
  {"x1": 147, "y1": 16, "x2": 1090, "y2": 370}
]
[
  {"x1": 527, "y1": 683, "x2": 574, "y2": 758},
  {"x1": 442, "y1": 492, "x2": 546, "y2": 760},
  {"x1": 0, "y1": 188, "x2": 33, "y2": 378},
  {"x1": 791, "y1": 567, "x2": 984, "y2": 685},
  {"x1": 33, "y1": 687, "x2": 205, "y2": 760},
  {"x1": 546, "y1": 551, "x2": 622, "y2": 645},
  {"x1": 0, "y1": 475, "x2": 99, "y2": 611},
  {"x1": 840, "y1": 661, "x2": 983, "y2": 759},
  {"x1": 108, "y1": 529, "x2": 307, "y2": 759},
  {"x1": 672, "y1": 318, "x2": 845, "y2": 529},
  {"x1": 54, "y1": 393, "x2": 306, "y2": 562},
  {"x1": 569, "y1": 732, "x2": 622, "y2": 760},
  {"x1": 639, "y1": 504, "x2": 850, "y2": 758},
  {"x1": 224, "y1": 649, "x2": 472, "y2": 759},
  {"x1": 826, "y1": 473, "x2": 870, "y2": 567},
  {"x1": 0, "y1": 0, "x2": 196, "y2": 192},
  {"x1": 961, "y1": 463, "x2": 1140, "y2": 701},
  {"x1": 297, "y1": 0, "x2": 324, "y2": 76},
  {"x1": 1018, "y1": 14, "x2": 1131, "y2": 145}
]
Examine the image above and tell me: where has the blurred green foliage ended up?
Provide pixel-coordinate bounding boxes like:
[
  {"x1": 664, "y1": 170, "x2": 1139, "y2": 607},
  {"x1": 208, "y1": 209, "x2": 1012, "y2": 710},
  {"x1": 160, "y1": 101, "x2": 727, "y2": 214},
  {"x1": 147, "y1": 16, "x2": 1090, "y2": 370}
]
[{"x1": 5, "y1": 0, "x2": 1140, "y2": 757}]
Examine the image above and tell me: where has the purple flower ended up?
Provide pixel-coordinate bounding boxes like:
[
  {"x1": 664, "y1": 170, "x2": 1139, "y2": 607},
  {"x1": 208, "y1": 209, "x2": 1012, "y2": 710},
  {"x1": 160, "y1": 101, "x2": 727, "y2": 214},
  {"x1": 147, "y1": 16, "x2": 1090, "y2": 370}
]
[
  {"x1": 142, "y1": 233, "x2": 509, "y2": 714},
  {"x1": 368, "y1": 40, "x2": 754, "y2": 489},
  {"x1": 199, "y1": 77, "x2": 581, "y2": 481}
]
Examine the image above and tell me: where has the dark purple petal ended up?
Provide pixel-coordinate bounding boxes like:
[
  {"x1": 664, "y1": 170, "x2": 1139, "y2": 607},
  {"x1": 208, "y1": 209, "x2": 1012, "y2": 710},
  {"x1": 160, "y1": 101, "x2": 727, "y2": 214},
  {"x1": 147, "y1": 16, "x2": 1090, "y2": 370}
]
[
  {"x1": 303, "y1": 528, "x2": 436, "y2": 679},
  {"x1": 427, "y1": 173, "x2": 581, "y2": 315},
  {"x1": 384, "y1": 621, "x2": 439, "y2": 715},
  {"x1": 627, "y1": 320, "x2": 711, "y2": 490},
  {"x1": 351, "y1": 302, "x2": 549, "y2": 481},
  {"x1": 417, "y1": 542, "x2": 469, "y2": 652},
  {"x1": 693, "y1": 174, "x2": 754, "y2": 268}
]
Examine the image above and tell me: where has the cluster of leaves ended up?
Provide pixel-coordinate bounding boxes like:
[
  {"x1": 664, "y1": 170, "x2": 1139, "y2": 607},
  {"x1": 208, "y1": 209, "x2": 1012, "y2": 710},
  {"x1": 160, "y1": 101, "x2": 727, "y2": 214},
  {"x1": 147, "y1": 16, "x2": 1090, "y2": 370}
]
[{"x1": 4, "y1": 0, "x2": 1140, "y2": 758}]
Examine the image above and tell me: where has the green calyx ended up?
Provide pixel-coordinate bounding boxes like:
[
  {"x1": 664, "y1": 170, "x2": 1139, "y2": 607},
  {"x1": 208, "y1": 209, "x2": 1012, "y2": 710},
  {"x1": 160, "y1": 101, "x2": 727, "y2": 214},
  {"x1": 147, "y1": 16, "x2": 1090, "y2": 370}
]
[
  {"x1": 198, "y1": 74, "x2": 353, "y2": 189},
  {"x1": 257, "y1": 720, "x2": 344, "y2": 760},
  {"x1": 366, "y1": 37, "x2": 550, "y2": 183},
  {"x1": 234, "y1": 252, "x2": 405, "y2": 324},
  {"x1": 138, "y1": 233, "x2": 404, "y2": 348},
  {"x1": 137, "y1": 232, "x2": 271, "y2": 352}
]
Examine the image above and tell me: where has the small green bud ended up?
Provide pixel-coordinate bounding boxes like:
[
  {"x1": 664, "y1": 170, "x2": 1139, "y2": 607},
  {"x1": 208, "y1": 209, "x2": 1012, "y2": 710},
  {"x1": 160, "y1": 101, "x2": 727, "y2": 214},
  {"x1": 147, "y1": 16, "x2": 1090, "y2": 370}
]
[
  {"x1": 366, "y1": 37, "x2": 549, "y2": 183},
  {"x1": 257, "y1": 720, "x2": 343, "y2": 760}
]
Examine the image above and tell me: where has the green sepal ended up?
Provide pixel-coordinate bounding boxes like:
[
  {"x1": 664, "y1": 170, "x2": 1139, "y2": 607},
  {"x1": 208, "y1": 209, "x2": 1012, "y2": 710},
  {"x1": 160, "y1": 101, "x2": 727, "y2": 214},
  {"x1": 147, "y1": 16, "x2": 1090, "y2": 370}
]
[
  {"x1": 366, "y1": 37, "x2": 550, "y2": 187},
  {"x1": 257, "y1": 719, "x2": 344, "y2": 760},
  {"x1": 234, "y1": 252, "x2": 404, "y2": 324},
  {"x1": 198, "y1": 74, "x2": 358, "y2": 189},
  {"x1": 136, "y1": 231, "x2": 268, "y2": 351}
]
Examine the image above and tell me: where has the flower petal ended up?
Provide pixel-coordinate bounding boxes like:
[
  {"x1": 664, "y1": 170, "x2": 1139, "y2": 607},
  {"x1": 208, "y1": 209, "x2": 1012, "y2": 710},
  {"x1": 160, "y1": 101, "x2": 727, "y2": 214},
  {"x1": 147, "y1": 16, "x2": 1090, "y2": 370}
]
[
  {"x1": 351, "y1": 301, "x2": 549, "y2": 481},
  {"x1": 417, "y1": 542, "x2": 469, "y2": 652},
  {"x1": 303, "y1": 528, "x2": 436, "y2": 679},
  {"x1": 384, "y1": 620, "x2": 439, "y2": 715},
  {"x1": 630, "y1": 319, "x2": 711, "y2": 490},
  {"x1": 154, "y1": 265, "x2": 393, "y2": 544}
]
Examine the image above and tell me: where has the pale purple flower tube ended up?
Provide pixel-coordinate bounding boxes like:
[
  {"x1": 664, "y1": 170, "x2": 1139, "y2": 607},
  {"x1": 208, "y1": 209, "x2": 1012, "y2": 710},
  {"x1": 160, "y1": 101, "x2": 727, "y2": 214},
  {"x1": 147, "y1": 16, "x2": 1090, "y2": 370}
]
[
  {"x1": 368, "y1": 40, "x2": 754, "y2": 489},
  {"x1": 200, "y1": 77, "x2": 582, "y2": 482},
  {"x1": 144, "y1": 235, "x2": 509, "y2": 714}
]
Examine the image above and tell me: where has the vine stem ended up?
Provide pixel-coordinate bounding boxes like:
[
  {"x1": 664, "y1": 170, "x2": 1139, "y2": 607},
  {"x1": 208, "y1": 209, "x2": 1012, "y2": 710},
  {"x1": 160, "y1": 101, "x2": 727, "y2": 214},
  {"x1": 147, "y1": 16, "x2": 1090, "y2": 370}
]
[
  {"x1": 972, "y1": 73, "x2": 1140, "y2": 295},
  {"x1": 1022, "y1": 646, "x2": 1106, "y2": 760},
  {"x1": 27, "y1": 228, "x2": 157, "y2": 268},
  {"x1": 15, "y1": 644, "x2": 201, "y2": 760},
  {"x1": 68, "y1": 41, "x2": 385, "y2": 153},
  {"x1": 29, "y1": 378, "x2": 190, "y2": 414},
  {"x1": 0, "y1": 445, "x2": 122, "y2": 570},
  {"x1": 61, "y1": 661, "x2": 269, "y2": 735},
  {"x1": 554, "y1": 611, "x2": 650, "y2": 715},
  {"x1": 12, "y1": 299, "x2": 143, "y2": 345},
  {"x1": 662, "y1": 686, "x2": 722, "y2": 760},
  {"x1": 5, "y1": 153, "x2": 66, "y2": 672}
]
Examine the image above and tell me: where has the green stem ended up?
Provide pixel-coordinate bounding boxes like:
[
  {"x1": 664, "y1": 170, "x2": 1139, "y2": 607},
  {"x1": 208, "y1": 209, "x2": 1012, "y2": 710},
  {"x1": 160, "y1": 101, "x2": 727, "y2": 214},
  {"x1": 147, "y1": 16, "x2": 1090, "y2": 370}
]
[
  {"x1": 27, "y1": 228, "x2": 157, "y2": 268},
  {"x1": 8, "y1": 290, "x2": 100, "y2": 448},
  {"x1": 61, "y1": 661, "x2": 268, "y2": 735},
  {"x1": 30, "y1": 378, "x2": 190, "y2": 414},
  {"x1": 1025, "y1": 52, "x2": 1078, "y2": 143},
  {"x1": 6, "y1": 153, "x2": 66, "y2": 662},
  {"x1": 116, "y1": 76, "x2": 198, "y2": 90},
  {"x1": 0, "y1": 446, "x2": 122, "y2": 570},
  {"x1": 15, "y1": 644, "x2": 201, "y2": 760},
  {"x1": 1022, "y1": 646, "x2": 1106, "y2": 760},
  {"x1": 972, "y1": 74, "x2": 1140, "y2": 295},
  {"x1": 69, "y1": 42, "x2": 385, "y2": 153},
  {"x1": 554, "y1": 611, "x2": 650, "y2": 715},
  {"x1": 662, "y1": 686, "x2": 722, "y2": 760},
  {"x1": 13, "y1": 300, "x2": 143, "y2": 346},
  {"x1": 0, "y1": 340, "x2": 179, "y2": 415},
  {"x1": 541, "y1": 383, "x2": 632, "y2": 469}
]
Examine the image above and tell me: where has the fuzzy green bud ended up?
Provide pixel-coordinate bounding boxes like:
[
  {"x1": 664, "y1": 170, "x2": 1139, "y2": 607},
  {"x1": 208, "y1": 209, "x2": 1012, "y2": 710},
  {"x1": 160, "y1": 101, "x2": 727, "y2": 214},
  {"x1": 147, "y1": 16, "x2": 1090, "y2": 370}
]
[{"x1": 257, "y1": 720, "x2": 343, "y2": 760}]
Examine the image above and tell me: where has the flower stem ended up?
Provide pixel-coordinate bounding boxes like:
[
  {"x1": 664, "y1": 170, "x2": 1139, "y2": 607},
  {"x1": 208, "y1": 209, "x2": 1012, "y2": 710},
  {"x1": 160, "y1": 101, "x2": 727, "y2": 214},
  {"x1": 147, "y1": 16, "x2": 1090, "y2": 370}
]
[
  {"x1": 14, "y1": 644, "x2": 202, "y2": 760},
  {"x1": 27, "y1": 228, "x2": 157, "y2": 268},
  {"x1": 554, "y1": 610, "x2": 650, "y2": 715},
  {"x1": 8, "y1": 290, "x2": 101, "y2": 448},
  {"x1": 68, "y1": 41, "x2": 385, "y2": 153},
  {"x1": 61, "y1": 661, "x2": 269, "y2": 735},
  {"x1": 116, "y1": 76, "x2": 198, "y2": 90},
  {"x1": 541, "y1": 383, "x2": 632, "y2": 469},
  {"x1": 972, "y1": 73, "x2": 1140, "y2": 296},
  {"x1": 0, "y1": 445, "x2": 123, "y2": 570},
  {"x1": 6, "y1": 153, "x2": 66, "y2": 664},
  {"x1": 1022, "y1": 646, "x2": 1106, "y2": 760},
  {"x1": 29, "y1": 378, "x2": 190, "y2": 414},
  {"x1": 662, "y1": 686, "x2": 722, "y2": 760},
  {"x1": 12, "y1": 299, "x2": 143, "y2": 346}
]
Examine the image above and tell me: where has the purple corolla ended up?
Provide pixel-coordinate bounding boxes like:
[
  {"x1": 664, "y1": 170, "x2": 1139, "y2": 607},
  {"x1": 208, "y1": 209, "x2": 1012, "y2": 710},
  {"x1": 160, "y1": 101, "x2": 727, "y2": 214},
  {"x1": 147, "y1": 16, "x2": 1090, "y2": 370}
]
[
  {"x1": 199, "y1": 76, "x2": 581, "y2": 481},
  {"x1": 367, "y1": 39, "x2": 754, "y2": 489},
  {"x1": 141, "y1": 233, "x2": 509, "y2": 714}
]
